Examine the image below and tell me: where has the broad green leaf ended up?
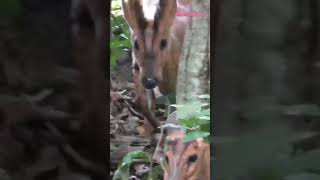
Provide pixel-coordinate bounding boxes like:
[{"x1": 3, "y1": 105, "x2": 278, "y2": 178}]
[
  {"x1": 111, "y1": 0, "x2": 123, "y2": 16},
  {"x1": 199, "y1": 116, "x2": 210, "y2": 120},
  {"x1": 113, "y1": 150, "x2": 150, "y2": 180},
  {"x1": 179, "y1": 117, "x2": 199, "y2": 128},
  {"x1": 183, "y1": 131, "x2": 210, "y2": 143},
  {"x1": 177, "y1": 101, "x2": 202, "y2": 120},
  {"x1": 122, "y1": 150, "x2": 149, "y2": 165}
]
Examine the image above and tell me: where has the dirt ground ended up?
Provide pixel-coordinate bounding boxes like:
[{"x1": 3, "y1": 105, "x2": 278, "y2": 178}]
[{"x1": 109, "y1": 51, "x2": 167, "y2": 179}]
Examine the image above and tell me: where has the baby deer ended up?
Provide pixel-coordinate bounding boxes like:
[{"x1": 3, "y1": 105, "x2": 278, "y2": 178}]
[
  {"x1": 153, "y1": 112, "x2": 210, "y2": 180},
  {"x1": 122, "y1": 0, "x2": 192, "y2": 128}
]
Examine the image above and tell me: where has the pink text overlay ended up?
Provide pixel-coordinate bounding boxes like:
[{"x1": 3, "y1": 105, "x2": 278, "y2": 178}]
[{"x1": 176, "y1": 12, "x2": 208, "y2": 17}]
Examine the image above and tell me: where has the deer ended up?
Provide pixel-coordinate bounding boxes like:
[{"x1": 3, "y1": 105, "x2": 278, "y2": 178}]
[
  {"x1": 153, "y1": 112, "x2": 211, "y2": 180},
  {"x1": 70, "y1": 0, "x2": 107, "y2": 163},
  {"x1": 121, "y1": 0, "x2": 192, "y2": 130}
]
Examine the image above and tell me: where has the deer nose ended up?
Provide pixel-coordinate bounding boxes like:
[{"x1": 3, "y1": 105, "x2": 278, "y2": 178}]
[{"x1": 143, "y1": 78, "x2": 158, "y2": 89}]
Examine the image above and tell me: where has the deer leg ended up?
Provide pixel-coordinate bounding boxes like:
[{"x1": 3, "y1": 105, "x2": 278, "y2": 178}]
[{"x1": 133, "y1": 69, "x2": 160, "y2": 129}]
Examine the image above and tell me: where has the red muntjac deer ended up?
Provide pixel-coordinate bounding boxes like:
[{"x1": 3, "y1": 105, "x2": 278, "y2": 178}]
[
  {"x1": 70, "y1": 0, "x2": 107, "y2": 161},
  {"x1": 122, "y1": 0, "x2": 192, "y2": 129},
  {"x1": 153, "y1": 112, "x2": 210, "y2": 180}
]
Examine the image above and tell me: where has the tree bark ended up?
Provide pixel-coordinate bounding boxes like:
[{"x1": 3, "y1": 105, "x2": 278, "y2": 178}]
[{"x1": 176, "y1": 0, "x2": 210, "y2": 105}]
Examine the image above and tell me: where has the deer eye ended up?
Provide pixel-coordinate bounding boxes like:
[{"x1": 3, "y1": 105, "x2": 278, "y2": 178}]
[
  {"x1": 134, "y1": 40, "x2": 139, "y2": 50},
  {"x1": 188, "y1": 154, "x2": 198, "y2": 163},
  {"x1": 133, "y1": 63, "x2": 139, "y2": 71},
  {"x1": 160, "y1": 39, "x2": 167, "y2": 50}
]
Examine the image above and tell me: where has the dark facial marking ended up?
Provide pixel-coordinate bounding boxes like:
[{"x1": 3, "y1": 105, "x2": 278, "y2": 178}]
[
  {"x1": 134, "y1": 40, "x2": 139, "y2": 50},
  {"x1": 160, "y1": 39, "x2": 167, "y2": 50},
  {"x1": 133, "y1": 62, "x2": 139, "y2": 71},
  {"x1": 132, "y1": 0, "x2": 147, "y2": 33},
  {"x1": 153, "y1": 0, "x2": 166, "y2": 33},
  {"x1": 188, "y1": 154, "x2": 198, "y2": 163}
]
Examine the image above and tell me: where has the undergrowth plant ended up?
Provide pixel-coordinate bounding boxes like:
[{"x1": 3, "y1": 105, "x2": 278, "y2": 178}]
[
  {"x1": 112, "y1": 150, "x2": 163, "y2": 180},
  {"x1": 113, "y1": 94, "x2": 211, "y2": 180},
  {"x1": 172, "y1": 94, "x2": 211, "y2": 143},
  {"x1": 111, "y1": 0, "x2": 131, "y2": 70}
]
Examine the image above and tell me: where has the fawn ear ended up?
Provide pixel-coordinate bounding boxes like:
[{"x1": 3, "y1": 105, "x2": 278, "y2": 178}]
[
  {"x1": 122, "y1": 0, "x2": 147, "y2": 32},
  {"x1": 154, "y1": 0, "x2": 177, "y2": 33}
]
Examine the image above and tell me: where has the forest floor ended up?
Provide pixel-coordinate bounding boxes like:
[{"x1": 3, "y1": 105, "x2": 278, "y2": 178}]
[
  {"x1": 0, "y1": 38, "x2": 165, "y2": 180},
  {"x1": 109, "y1": 52, "x2": 167, "y2": 179}
]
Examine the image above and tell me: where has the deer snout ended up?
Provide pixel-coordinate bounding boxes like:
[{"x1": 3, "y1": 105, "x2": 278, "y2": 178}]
[{"x1": 142, "y1": 77, "x2": 158, "y2": 89}]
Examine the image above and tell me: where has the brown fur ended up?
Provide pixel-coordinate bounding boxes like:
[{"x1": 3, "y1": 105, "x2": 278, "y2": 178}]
[
  {"x1": 155, "y1": 126, "x2": 210, "y2": 180},
  {"x1": 153, "y1": 112, "x2": 210, "y2": 180}
]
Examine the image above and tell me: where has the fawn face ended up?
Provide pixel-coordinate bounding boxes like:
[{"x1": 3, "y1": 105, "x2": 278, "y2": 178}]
[
  {"x1": 154, "y1": 124, "x2": 210, "y2": 180},
  {"x1": 163, "y1": 133, "x2": 210, "y2": 180},
  {"x1": 122, "y1": 0, "x2": 177, "y2": 90}
]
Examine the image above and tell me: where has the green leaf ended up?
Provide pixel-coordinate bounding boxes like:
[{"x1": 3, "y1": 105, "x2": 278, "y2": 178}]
[
  {"x1": 113, "y1": 150, "x2": 150, "y2": 180},
  {"x1": 120, "y1": 33, "x2": 129, "y2": 40},
  {"x1": 122, "y1": 150, "x2": 149, "y2": 165},
  {"x1": 110, "y1": 48, "x2": 121, "y2": 69},
  {"x1": 199, "y1": 122, "x2": 210, "y2": 133},
  {"x1": 199, "y1": 116, "x2": 210, "y2": 120},
  {"x1": 183, "y1": 131, "x2": 210, "y2": 143},
  {"x1": 177, "y1": 101, "x2": 202, "y2": 120},
  {"x1": 111, "y1": 0, "x2": 123, "y2": 16}
]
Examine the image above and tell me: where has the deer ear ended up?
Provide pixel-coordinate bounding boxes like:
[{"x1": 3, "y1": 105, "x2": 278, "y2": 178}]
[
  {"x1": 154, "y1": 0, "x2": 177, "y2": 33},
  {"x1": 122, "y1": 0, "x2": 147, "y2": 32}
]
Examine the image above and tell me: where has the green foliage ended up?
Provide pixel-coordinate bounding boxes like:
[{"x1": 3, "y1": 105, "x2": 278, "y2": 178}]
[
  {"x1": 0, "y1": 0, "x2": 22, "y2": 17},
  {"x1": 112, "y1": 150, "x2": 163, "y2": 180},
  {"x1": 111, "y1": 0, "x2": 131, "y2": 70},
  {"x1": 172, "y1": 94, "x2": 211, "y2": 143}
]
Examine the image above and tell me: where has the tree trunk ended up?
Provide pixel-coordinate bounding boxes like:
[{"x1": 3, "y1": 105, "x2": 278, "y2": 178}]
[{"x1": 176, "y1": 0, "x2": 210, "y2": 105}]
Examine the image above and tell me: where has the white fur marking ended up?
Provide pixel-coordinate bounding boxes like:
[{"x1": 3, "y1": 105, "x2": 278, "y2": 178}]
[
  {"x1": 153, "y1": 86, "x2": 163, "y2": 99},
  {"x1": 142, "y1": 0, "x2": 158, "y2": 20}
]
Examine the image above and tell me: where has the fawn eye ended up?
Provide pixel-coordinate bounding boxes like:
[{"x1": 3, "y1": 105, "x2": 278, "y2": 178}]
[
  {"x1": 160, "y1": 39, "x2": 167, "y2": 50},
  {"x1": 134, "y1": 40, "x2": 139, "y2": 50},
  {"x1": 188, "y1": 154, "x2": 198, "y2": 163}
]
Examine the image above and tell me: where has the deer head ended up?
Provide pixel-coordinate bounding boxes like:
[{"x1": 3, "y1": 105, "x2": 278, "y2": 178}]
[
  {"x1": 153, "y1": 112, "x2": 210, "y2": 180},
  {"x1": 122, "y1": 0, "x2": 178, "y2": 90}
]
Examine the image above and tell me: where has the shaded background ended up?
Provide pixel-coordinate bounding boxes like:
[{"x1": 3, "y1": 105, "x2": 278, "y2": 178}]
[
  {"x1": 214, "y1": 0, "x2": 320, "y2": 179},
  {"x1": 0, "y1": 0, "x2": 108, "y2": 179}
]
